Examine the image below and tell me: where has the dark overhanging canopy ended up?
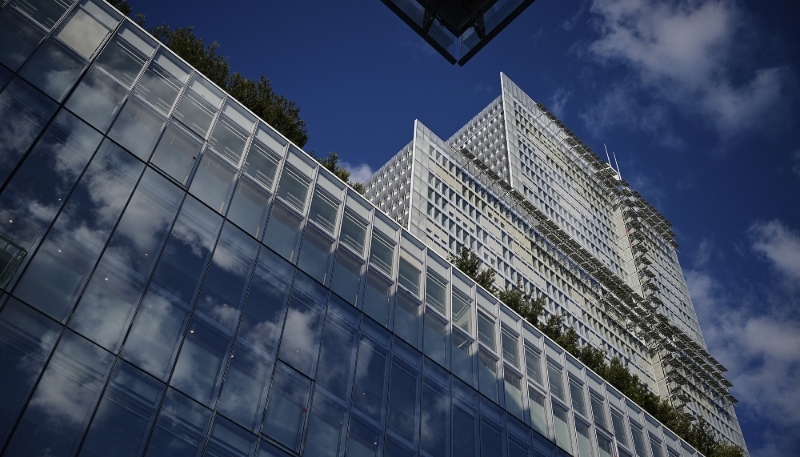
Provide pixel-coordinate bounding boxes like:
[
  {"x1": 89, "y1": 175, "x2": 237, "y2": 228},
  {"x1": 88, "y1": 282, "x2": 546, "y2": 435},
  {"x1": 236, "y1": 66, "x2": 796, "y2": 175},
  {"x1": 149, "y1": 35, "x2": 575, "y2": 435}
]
[{"x1": 381, "y1": 0, "x2": 537, "y2": 66}]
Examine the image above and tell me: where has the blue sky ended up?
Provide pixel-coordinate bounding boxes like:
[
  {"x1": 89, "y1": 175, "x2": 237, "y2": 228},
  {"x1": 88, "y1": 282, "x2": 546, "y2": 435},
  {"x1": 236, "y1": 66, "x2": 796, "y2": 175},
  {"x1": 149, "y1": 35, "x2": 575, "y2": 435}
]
[{"x1": 135, "y1": 0, "x2": 799, "y2": 455}]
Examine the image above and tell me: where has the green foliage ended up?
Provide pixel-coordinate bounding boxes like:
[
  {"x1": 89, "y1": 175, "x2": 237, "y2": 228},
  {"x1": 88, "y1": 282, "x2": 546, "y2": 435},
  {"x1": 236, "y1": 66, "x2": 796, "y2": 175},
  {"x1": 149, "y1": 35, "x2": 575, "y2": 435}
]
[
  {"x1": 712, "y1": 441, "x2": 746, "y2": 457},
  {"x1": 309, "y1": 152, "x2": 364, "y2": 193},
  {"x1": 448, "y1": 247, "x2": 496, "y2": 293},
  {"x1": 107, "y1": 0, "x2": 131, "y2": 16},
  {"x1": 498, "y1": 284, "x2": 545, "y2": 328}
]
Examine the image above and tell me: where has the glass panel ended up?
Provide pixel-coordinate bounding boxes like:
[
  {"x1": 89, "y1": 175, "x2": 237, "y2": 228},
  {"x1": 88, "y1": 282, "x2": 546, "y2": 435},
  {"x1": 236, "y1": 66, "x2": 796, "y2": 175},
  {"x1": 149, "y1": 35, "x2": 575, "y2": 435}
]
[
  {"x1": 93, "y1": 23, "x2": 153, "y2": 88},
  {"x1": 315, "y1": 302, "x2": 358, "y2": 401},
  {"x1": 150, "y1": 196, "x2": 221, "y2": 304},
  {"x1": 55, "y1": 6, "x2": 108, "y2": 59},
  {"x1": 173, "y1": 75, "x2": 222, "y2": 138},
  {"x1": 20, "y1": 37, "x2": 86, "y2": 101},
  {"x1": 421, "y1": 375, "x2": 449, "y2": 457},
  {"x1": 209, "y1": 105, "x2": 253, "y2": 164},
  {"x1": 243, "y1": 138, "x2": 280, "y2": 190},
  {"x1": 263, "y1": 203, "x2": 301, "y2": 261},
  {"x1": 591, "y1": 394, "x2": 607, "y2": 429},
  {"x1": 631, "y1": 423, "x2": 648, "y2": 457},
  {"x1": 598, "y1": 434, "x2": 613, "y2": 457},
  {"x1": 525, "y1": 346, "x2": 542, "y2": 385},
  {"x1": 0, "y1": 77, "x2": 58, "y2": 186},
  {"x1": 361, "y1": 270, "x2": 390, "y2": 325},
  {"x1": 398, "y1": 255, "x2": 420, "y2": 296},
  {"x1": 508, "y1": 417, "x2": 531, "y2": 457},
  {"x1": 143, "y1": 389, "x2": 211, "y2": 457},
  {"x1": 452, "y1": 402, "x2": 478, "y2": 457},
  {"x1": 257, "y1": 441, "x2": 292, "y2": 457},
  {"x1": 151, "y1": 122, "x2": 202, "y2": 186},
  {"x1": 547, "y1": 361, "x2": 565, "y2": 401},
  {"x1": 78, "y1": 361, "x2": 164, "y2": 457},
  {"x1": 552, "y1": 403, "x2": 573, "y2": 454},
  {"x1": 393, "y1": 292, "x2": 419, "y2": 347},
  {"x1": 611, "y1": 410, "x2": 628, "y2": 447},
  {"x1": 570, "y1": 378, "x2": 586, "y2": 417},
  {"x1": 369, "y1": 229, "x2": 394, "y2": 276},
  {"x1": 238, "y1": 249, "x2": 293, "y2": 356},
  {"x1": 352, "y1": 336, "x2": 389, "y2": 422},
  {"x1": 576, "y1": 421, "x2": 593, "y2": 457},
  {"x1": 103, "y1": 167, "x2": 183, "y2": 277},
  {"x1": 227, "y1": 178, "x2": 270, "y2": 238},
  {"x1": 528, "y1": 388, "x2": 547, "y2": 437},
  {"x1": 262, "y1": 363, "x2": 311, "y2": 452},
  {"x1": 296, "y1": 227, "x2": 333, "y2": 284},
  {"x1": 66, "y1": 66, "x2": 128, "y2": 131},
  {"x1": 171, "y1": 317, "x2": 231, "y2": 406},
  {"x1": 451, "y1": 287, "x2": 471, "y2": 334},
  {"x1": 385, "y1": 438, "x2": 415, "y2": 457},
  {"x1": 650, "y1": 437, "x2": 664, "y2": 457},
  {"x1": 11, "y1": 0, "x2": 72, "y2": 30},
  {"x1": 304, "y1": 392, "x2": 347, "y2": 457},
  {"x1": 216, "y1": 342, "x2": 273, "y2": 432},
  {"x1": 480, "y1": 414, "x2": 503, "y2": 457},
  {"x1": 501, "y1": 327, "x2": 519, "y2": 367},
  {"x1": 423, "y1": 309, "x2": 447, "y2": 366},
  {"x1": 277, "y1": 275, "x2": 326, "y2": 377},
  {"x1": 108, "y1": 96, "x2": 167, "y2": 160},
  {"x1": 135, "y1": 50, "x2": 188, "y2": 114},
  {"x1": 205, "y1": 415, "x2": 257, "y2": 457},
  {"x1": 308, "y1": 187, "x2": 340, "y2": 234},
  {"x1": 276, "y1": 164, "x2": 311, "y2": 212},
  {"x1": 504, "y1": 369, "x2": 524, "y2": 420},
  {"x1": 451, "y1": 330, "x2": 473, "y2": 384},
  {"x1": 0, "y1": 299, "x2": 61, "y2": 444},
  {"x1": 0, "y1": 8, "x2": 46, "y2": 71},
  {"x1": 195, "y1": 222, "x2": 258, "y2": 330},
  {"x1": 331, "y1": 250, "x2": 363, "y2": 305},
  {"x1": 122, "y1": 285, "x2": 190, "y2": 380},
  {"x1": 4, "y1": 331, "x2": 114, "y2": 457},
  {"x1": 346, "y1": 416, "x2": 381, "y2": 457},
  {"x1": 388, "y1": 343, "x2": 420, "y2": 445},
  {"x1": 477, "y1": 313, "x2": 495, "y2": 350},
  {"x1": 13, "y1": 139, "x2": 142, "y2": 322},
  {"x1": 426, "y1": 271, "x2": 447, "y2": 315},
  {"x1": 190, "y1": 152, "x2": 236, "y2": 212},
  {"x1": 478, "y1": 350, "x2": 498, "y2": 401},
  {"x1": 340, "y1": 208, "x2": 368, "y2": 256}
]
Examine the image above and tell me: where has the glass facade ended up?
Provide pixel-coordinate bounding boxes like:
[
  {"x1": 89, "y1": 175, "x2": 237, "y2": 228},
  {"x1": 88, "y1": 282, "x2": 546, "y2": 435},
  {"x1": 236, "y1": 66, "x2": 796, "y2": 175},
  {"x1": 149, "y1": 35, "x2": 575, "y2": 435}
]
[{"x1": 0, "y1": 2, "x2": 709, "y2": 457}]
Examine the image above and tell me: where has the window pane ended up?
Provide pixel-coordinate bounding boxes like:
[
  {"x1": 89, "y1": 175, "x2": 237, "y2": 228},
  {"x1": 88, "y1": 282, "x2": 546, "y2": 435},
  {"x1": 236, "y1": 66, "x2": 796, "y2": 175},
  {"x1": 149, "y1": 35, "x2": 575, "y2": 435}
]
[
  {"x1": 258, "y1": 441, "x2": 292, "y2": 457},
  {"x1": 0, "y1": 299, "x2": 61, "y2": 445},
  {"x1": 277, "y1": 164, "x2": 311, "y2": 212},
  {"x1": 143, "y1": 389, "x2": 211, "y2": 457},
  {"x1": 331, "y1": 250, "x2": 363, "y2": 305},
  {"x1": 528, "y1": 388, "x2": 547, "y2": 437},
  {"x1": 243, "y1": 138, "x2": 280, "y2": 190},
  {"x1": 205, "y1": 415, "x2": 257, "y2": 457},
  {"x1": 134, "y1": 51, "x2": 187, "y2": 114},
  {"x1": 362, "y1": 270, "x2": 391, "y2": 325},
  {"x1": 190, "y1": 153, "x2": 236, "y2": 212},
  {"x1": 346, "y1": 416, "x2": 381, "y2": 457},
  {"x1": 397, "y1": 255, "x2": 420, "y2": 296},
  {"x1": 387, "y1": 347, "x2": 420, "y2": 444},
  {"x1": 11, "y1": 0, "x2": 72, "y2": 30},
  {"x1": 277, "y1": 276, "x2": 326, "y2": 377},
  {"x1": 426, "y1": 269, "x2": 447, "y2": 314},
  {"x1": 217, "y1": 342, "x2": 273, "y2": 432},
  {"x1": 451, "y1": 288, "x2": 471, "y2": 334},
  {"x1": 611, "y1": 410, "x2": 628, "y2": 447},
  {"x1": 452, "y1": 403, "x2": 478, "y2": 457},
  {"x1": 630, "y1": 423, "x2": 648, "y2": 457},
  {"x1": 315, "y1": 306, "x2": 358, "y2": 401},
  {"x1": 423, "y1": 310, "x2": 447, "y2": 366},
  {"x1": 478, "y1": 350, "x2": 498, "y2": 401},
  {"x1": 93, "y1": 23, "x2": 152, "y2": 88},
  {"x1": 151, "y1": 122, "x2": 202, "y2": 185},
  {"x1": 209, "y1": 110, "x2": 251, "y2": 164},
  {"x1": 480, "y1": 415, "x2": 503, "y2": 457},
  {"x1": 304, "y1": 393, "x2": 347, "y2": 457},
  {"x1": 421, "y1": 376, "x2": 449, "y2": 457},
  {"x1": 0, "y1": 77, "x2": 57, "y2": 186},
  {"x1": 0, "y1": 8, "x2": 46, "y2": 71},
  {"x1": 547, "y1": 361, "x2": 565, "y2": 401},
  {"x1": 451, "y1": 330, "x2": 473, "y2": 384},
  {"x1": 477, "y1": 313, "x2": 495, "y2": 350},
  {"x1": 227, "y1": 178, "x2": 270, "y2": 238},
  {"x1": 504, "y1": 369, "x2": 524, "y2": 420},
  {"x1": 296, "y1": 227, "x2": 333, "y2": 284},
  {"x1": 352, "y1": 337, "x2": 388, "y2": 422},
  {"x1": 525, "y1": 346, "x2": 542, "y2": 385},
  {"x1": 394, "y1": 292, "x2": 419, "y2": 347},
  {"x1": 55, "y1": 7, "x2": 108, "y2": 59},
  {"x1": 262, "y1": 364, "x2": 311, "y2": 452},
  {"x1": 570, "y1": 379, "x2": 586, "y2": 417},
  {"x1": 369, "y1": 230, "x2": 394, "y2": 276},
  {"x1": 308, "y1": 187, "x2": 340, "y2": 234},
  {"x1": 238, "y1": 249, "x2": 293, "y2": 355},
  {"x1": 576, "y1": 421, "x2": 593, "y2": 457},
  {"x1": 552, "y1": 404, "x2": 573, "y2": 454},
  {"x1": 66, "y1": 66, "x2": 128, "y2": 131},
  {"x1": 591, "y1": 394, "x2": 607, "y2": 429},
  {"x1": 78, "y1": 361, "x2": 164, "y2": 457},
  {"x1": 4, "y1": 331, "x2": 114, "y2": 457},
  {"x1": 173, "y1": 76, "x2": 221, "y2": 138},
  {"x1": 171, "y1": 317, "x2": 231, "y2": 406},
  {"x1": 501, "y1": 327, "x2": 519, "y2": 367},
  {"x1": 20, "y1": 38, "x2": 86, "y2": 101},
  {"x1": 108, "y1": 96, "x2": 166, "y2": 160},
  {"x1": 598, "y1": 434, "x2": 613, "y2": 457},
  {"x1": 650, "y1": 437, "x2": 664, "y2": 457},
  {"x1": 263, "y1": 203, "x2": 301, "y2": 261},
  {"x1": 339, "y1": 208, "x2": 367, "y2": 256}
]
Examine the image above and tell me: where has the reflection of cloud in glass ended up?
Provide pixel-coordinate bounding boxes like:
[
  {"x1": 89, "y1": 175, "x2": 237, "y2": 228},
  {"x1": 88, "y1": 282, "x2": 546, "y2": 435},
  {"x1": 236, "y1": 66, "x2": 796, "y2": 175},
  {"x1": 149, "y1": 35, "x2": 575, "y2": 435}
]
[
  {"x1": 123, "y1": 289, "x2": 187, "y2": 379},
  {"x1": 0, "y1": 79, "x2": 56, "y2": 184},
  {"x1": 56, "y1": 9, "x2": 108, "y2": 59},
  {"x1": 278, "y1": 299, "x2": 321, "y2": 376}
]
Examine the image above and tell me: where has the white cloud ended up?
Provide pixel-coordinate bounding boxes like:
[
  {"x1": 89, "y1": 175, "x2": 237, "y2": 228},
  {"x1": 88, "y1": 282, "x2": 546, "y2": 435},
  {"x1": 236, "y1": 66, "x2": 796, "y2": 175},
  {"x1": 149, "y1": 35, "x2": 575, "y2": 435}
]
[
  {"x1": 586, "y1": 0, "x2": 791, "y2": 136},
  {"x1": 749, "y1": 220, "x2": 800, "y2": 281},
  {"x1": 550, "y1": 88, "x2": 572, "y2": 120},
  {"x1": 343, "y1": 162, "x2": 374, "y2": 183}
]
